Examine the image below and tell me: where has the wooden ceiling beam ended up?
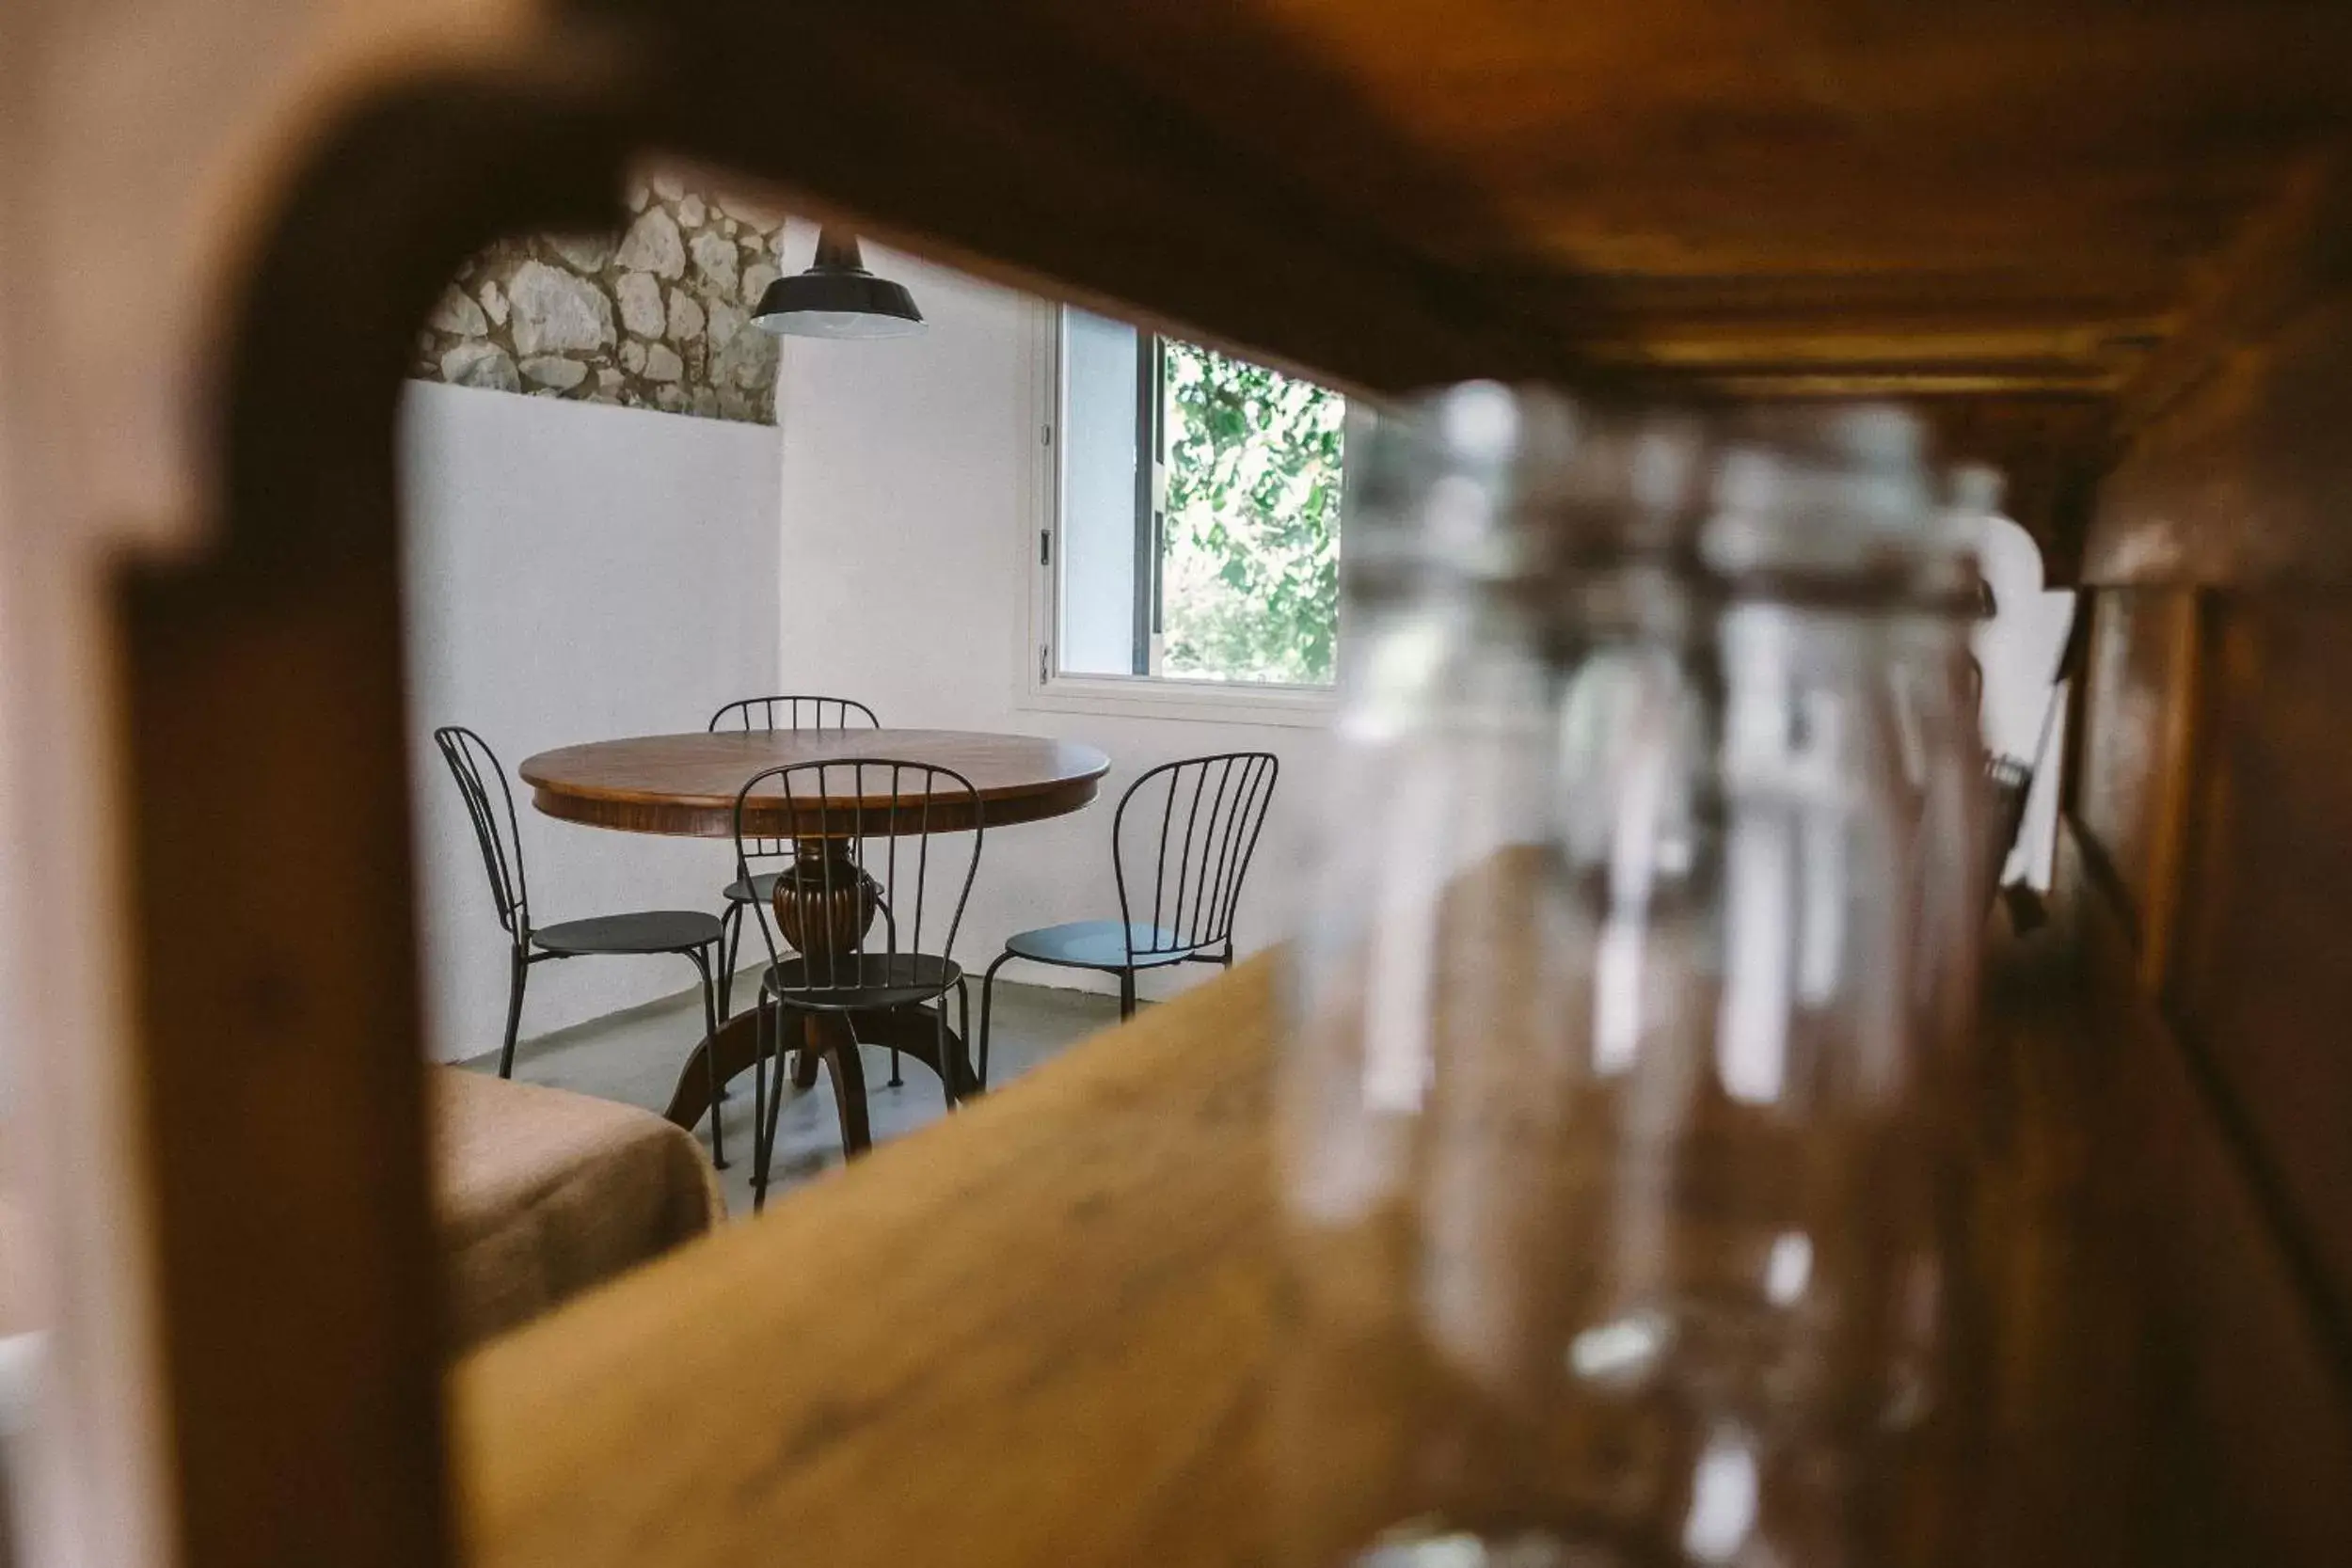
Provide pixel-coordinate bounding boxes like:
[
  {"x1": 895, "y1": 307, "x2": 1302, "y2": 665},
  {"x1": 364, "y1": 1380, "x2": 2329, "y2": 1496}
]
[
  {"x1": 627, "y1": 1, "x2": 2349, "y2": 405},
  {"x1": 1536, "y1": 294, "x2": 2166, "y2": 384},
  {"x1": 636, "y1": 2, "x2": 1582, "y2": 396},
  {"x1": 2116, "y1": 145, "x2": 2352, "y2": 437}
]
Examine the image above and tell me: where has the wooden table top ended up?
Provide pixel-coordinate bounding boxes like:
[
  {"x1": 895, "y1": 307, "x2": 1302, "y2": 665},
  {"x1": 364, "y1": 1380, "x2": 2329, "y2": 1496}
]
[{"x1": 516, "y1": 729, "x2": 1111, "y2": 838}]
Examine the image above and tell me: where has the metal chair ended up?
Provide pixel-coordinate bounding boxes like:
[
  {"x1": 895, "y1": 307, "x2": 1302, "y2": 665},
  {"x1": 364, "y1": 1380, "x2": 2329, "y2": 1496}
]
[
  {"x1": 707, "y1": 695, "x2": 880, "y2": 1022},
  {"x1": 975, "y1": 752, "x2": 1277, "y2": 1085},
  {"x1": 433, "y1": 726, "x2": 730, "y2": 1165},
  {"x1": 737, "y1": 759, "x2": 983, "y2": 1208}
]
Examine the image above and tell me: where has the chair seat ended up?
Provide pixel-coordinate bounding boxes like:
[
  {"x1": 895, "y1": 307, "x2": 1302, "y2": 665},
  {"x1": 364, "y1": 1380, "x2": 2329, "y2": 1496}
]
[
  {"x1": 760, "y1": 952, "x2": 961, "y2": 1011},
  {"x1": 720, "y1": 868, "x2": 786, "y2": 904},
  {"x1": 1004, "y1": 919, "x2": 1202, "y2": 972},
  {"x1": 533, "y1": 910, "x2": 724, "y2": 957}
]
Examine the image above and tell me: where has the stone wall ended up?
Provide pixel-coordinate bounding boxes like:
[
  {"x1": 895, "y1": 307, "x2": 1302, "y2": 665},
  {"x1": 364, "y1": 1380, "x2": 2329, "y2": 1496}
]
[{"x1": 407, "y1": 172, "x2": 785, "y2": 423}]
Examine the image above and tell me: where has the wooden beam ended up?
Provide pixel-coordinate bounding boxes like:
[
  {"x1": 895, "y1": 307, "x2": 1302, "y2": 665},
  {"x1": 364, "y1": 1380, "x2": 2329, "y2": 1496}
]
[
  {"x1": 116, "y1": 68, "x2": 628, "y2": 1568},
  {"x1": 2058, "y1": 828, "x2": 2352, "y2": 1565},
  {"x1": 2087, "y1": 285, "x2": 2352, "y2": 587},
  {"x1": 628, "y1": 1, "x2": 2352, "y2": 400},
  {"x1": 636, "y1": 3, "x2": 1583, "y2": 395},
  {"x1": 2159, "y1": 598, "x2": 2352, "y2": 1357},
  {"x1": 2084, "y1": 146, "x2": 2352, "y2": 586},
  {"x1": 2117, "y1": 147, "x2": 2352, "y2": 437},
  {"x1": 1513, "y1": 272, "x2": 2178, "y2": 392}
]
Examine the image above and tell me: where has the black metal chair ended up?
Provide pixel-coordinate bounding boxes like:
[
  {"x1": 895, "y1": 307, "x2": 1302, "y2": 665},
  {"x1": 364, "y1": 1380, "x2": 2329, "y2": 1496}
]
[
  {"x1": 738, "y1": 759, "x2": 983, "y2": 1209},
  {"x1": 975, "y1": 752, "x2": 1277, "y2": 1085},
  {"x1": 707, "y1": 695, "x2": 880, "y2": 1022},
  {"x1": 433, "y1": 726, "x2": 730, "y2": 1165}
]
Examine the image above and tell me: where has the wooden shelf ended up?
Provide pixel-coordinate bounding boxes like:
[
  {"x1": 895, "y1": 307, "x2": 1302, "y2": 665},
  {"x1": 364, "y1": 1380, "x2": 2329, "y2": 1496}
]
[
  {"x1": 453, "y1": 897, "x2": 2350, "y2": 1567},
  {"x1": 33, "y1": 8, "x2": 2351, "y2": 1566}
]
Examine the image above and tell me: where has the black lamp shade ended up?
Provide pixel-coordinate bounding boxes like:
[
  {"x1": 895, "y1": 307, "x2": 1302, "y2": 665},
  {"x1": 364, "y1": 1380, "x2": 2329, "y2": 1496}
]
[{"x1": 752, "y1": 228, "x2": 925, "y2": 339}]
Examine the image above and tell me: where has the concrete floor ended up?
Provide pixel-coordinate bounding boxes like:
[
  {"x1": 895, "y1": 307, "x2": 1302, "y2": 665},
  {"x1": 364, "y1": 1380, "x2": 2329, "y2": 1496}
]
[{"x1": 462, "y1": 973, "x2": 1122, "y2": 1216}]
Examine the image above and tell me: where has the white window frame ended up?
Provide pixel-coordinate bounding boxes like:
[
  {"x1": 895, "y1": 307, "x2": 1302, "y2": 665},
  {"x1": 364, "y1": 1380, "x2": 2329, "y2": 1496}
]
[{"x1": 1014, "y1": 301, "x2": 1340, "y2": 729}]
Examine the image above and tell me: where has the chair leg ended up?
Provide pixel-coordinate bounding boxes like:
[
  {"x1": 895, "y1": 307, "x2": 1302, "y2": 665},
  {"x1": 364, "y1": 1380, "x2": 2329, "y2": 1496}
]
[
  {"x1": 935, "y1": 1004, "x2": 957, "y2": 1114},
  {"x1": 498, "y1": 948, "x2": 529, "y2": 1079},
  {"x1": 870, "y1": 907, "x2": 894, "y2": 1090},
  {"x1": 688, "y1": 945, "x2": 724, "y2": 1169},
  {"x1": 757, "y1": 1006, "x2": 801, "y2": 1211},
  {"x1": 956, "y1": 979, "x2": 972, "y2": 1099},
  {"x1": 752, "y1": 997, "x2": 774, "y2": 1212},
  {"x1": 718, "y1": 901, "x2": 742, "y2": 1021},
  {"x1": 977, "y1": 950, "x2": 1015, "y2": 1089},
  {"x1": 1119, "y1": 967, "x2": 1136, "y2": 1021}
]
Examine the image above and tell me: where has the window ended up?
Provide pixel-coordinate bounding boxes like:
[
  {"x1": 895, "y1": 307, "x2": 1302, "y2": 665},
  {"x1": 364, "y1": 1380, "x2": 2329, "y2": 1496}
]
[{"x1": 1042, "y1": 307, "x2": 1344, "y2": 707}]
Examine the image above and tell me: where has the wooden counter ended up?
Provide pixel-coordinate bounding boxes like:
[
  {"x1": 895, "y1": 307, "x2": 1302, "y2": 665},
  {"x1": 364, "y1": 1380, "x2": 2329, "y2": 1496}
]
[
  {"x1": 453, "y1": 877, "x2": 2352, "y2": 1568},
  {"x1": 454, "y1": 958, "x2": 1282, "y2": 1568}
]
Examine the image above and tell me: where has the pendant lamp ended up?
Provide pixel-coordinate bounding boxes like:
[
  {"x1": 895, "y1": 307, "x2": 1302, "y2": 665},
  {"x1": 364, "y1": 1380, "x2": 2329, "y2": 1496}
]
[{"x1": 751, "y1": 226, "x2": 925, "y2": 339}]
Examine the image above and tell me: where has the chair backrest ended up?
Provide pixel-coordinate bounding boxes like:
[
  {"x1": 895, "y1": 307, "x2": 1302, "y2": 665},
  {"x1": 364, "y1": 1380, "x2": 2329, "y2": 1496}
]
[
  {"x1": 434, "y1": 725, "x2": 528, "y2": 941},
  {"x1": 1112, "y1": 752, "x2": 1279, "y2": 963},
  {"x1": 734, "y1": 759, "x2": 983, "y2": 994},
  {"x1": 707, "y1": 694, "x2": 880, "y2": 735},
  {"x1": 710, "y1": 694, "x2": 881, "y2": 863}
]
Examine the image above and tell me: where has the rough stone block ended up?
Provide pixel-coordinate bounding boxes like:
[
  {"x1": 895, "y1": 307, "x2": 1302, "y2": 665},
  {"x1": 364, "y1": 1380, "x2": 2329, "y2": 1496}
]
[
  {"x1": 616, "y1": 208, "x2": 686, "y2": 279},
  {"x1": 507, "y1": 261, "x2": 615, "y2": 356},
  {"x1": 520, "y1": 356, "x2": 589, "y2": 390},
  {"x1": 428, "y1": 285, "x2": 487, "y2": 337},
  {"x1": 616, "y1": 271, "x2": 665, "y2": 338},
  {"x1": 441, "y1": 341, "x2": 519, "y2": 392},
  {"x1": 643, "y1": 343, "x2": 685, "y2": 383},
  {"x1": 690, "y1": 230, "x2": 739, "y2": 295},
  {"x1": 548, "y1": 232, "x2": 617, "y2": 273}
]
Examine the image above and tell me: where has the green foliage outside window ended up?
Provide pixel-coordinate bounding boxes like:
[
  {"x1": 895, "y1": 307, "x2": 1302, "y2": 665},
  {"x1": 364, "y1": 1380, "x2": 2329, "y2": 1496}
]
[{"x1": 1159, "y1": 341, "x2": 1344, "y2": 686}]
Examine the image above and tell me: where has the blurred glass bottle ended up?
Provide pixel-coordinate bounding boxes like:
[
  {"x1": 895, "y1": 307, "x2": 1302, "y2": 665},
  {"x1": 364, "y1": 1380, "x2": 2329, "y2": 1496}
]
[
  {"x1": 1279, "y1": 390, "x2": 1982, "y2": 1567},
  {"x1": 1873, "y1": 461, "x2": 2001, "y2": 1564},
  {"x1": 1889, "y1": 462, "x2": 1997, "y2": 1013}
]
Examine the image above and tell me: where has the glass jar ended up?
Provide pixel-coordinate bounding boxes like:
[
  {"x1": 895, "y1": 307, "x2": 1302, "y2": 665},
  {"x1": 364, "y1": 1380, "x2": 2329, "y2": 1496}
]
[
  {"x1": 1278, "y1": 392, "x2": 1984, "y2": 1568},
  {"x1": 1872, "y1": 463, "x2": 2001, "y2": 1561}
]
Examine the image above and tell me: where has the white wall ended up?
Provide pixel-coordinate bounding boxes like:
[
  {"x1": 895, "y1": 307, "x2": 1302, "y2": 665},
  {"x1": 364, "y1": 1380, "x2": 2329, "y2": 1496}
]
[
  {"x1": 398, "y1": 232, "x2": 2078, "y2": 1050},
  {"x1": 400, "y1": 381, "x2": 781, "y2": 1061},
  {"x1": 773, "y1": 232, "x2": 1330, "y2": 1003},
  {"x1": 770, "y1": 236, "x2": 2095, "y2": 999}
]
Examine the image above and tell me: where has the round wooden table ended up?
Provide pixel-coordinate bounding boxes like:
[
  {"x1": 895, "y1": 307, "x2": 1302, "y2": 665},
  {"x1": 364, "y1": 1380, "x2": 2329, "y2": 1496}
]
[
  {"x1": 518, "y1": 728, "x2": 1111, "y2": 838},
  {"x1": 517, "y1": 729, "x2": 1111, "y2": 1159}
]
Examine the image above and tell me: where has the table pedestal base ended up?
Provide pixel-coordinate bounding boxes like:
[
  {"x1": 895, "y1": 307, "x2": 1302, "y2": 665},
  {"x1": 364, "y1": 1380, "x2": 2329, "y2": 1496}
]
[{"x1": 662, "y1": 999, "x2": 979, "y2": 1161}]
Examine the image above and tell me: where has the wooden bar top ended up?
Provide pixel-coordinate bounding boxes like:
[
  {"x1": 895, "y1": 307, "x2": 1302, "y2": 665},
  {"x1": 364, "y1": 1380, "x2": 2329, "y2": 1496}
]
[
  {"x1": 453, "y1": 894, "x2": 2332, "y2": 1566},
  {"x1": 454, "y1": 958, "x2": 1280, "y2": 1568}
]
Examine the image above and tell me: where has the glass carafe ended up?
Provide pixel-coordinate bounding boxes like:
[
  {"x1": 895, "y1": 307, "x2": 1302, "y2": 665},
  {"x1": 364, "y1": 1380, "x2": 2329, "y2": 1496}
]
[{"x1": 1279, "y1": 392, "x2": 1982, "y2": 1568}]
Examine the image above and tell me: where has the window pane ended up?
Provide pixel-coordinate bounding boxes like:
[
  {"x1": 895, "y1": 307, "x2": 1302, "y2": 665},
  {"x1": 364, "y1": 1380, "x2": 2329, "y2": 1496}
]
[
  {"x1": 1058, "y1": 309, "x2": 1143, "y2": 676},
  {"x1": 1161, "y1": 341, "x2": 1343, "y2": 686}
]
